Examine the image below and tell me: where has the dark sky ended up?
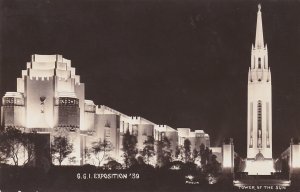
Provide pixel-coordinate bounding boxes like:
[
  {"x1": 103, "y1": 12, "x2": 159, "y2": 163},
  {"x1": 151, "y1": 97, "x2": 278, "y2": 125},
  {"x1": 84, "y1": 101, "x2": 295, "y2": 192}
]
[{"x1": 1, "y1": 0, "x2": 300, "y2": 158}]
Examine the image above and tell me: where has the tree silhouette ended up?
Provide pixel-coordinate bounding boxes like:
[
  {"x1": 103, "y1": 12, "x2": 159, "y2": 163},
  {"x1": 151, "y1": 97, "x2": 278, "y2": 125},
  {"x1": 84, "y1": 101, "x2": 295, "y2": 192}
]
[
  {"x1": 234, "y1": 155, "x2": 246, "y2": 172},
  {"x1": 192, "y1": 148, "x2": 201, "y2": 164},
  {"x1": 174, "y1": 145, "x2": 184, "y2": 161},
  {"x1": 0, "y1": 127, "x2": 36, "y2": 166},
  {"x1": 0, "y1": 127, "x2": 23, "y2": 165},
  {"x1": 140, "y1": 136, "x2": 155, "y2": 165},
  {"x1": 206, "y1": 154, "x2": 221, "y2": 176},
  {"x1": 91, "y1": 139, "x2": 113, "y2": 166},
  {"x1": 183, "y1": 139, "x2": 191, "y2": 163},
  {"x1": 122, "y1": 130, "x2": 138, "y2": 168},
  {"x1": 200, "y1": 143, "x2": 206, "y2": 167},
  {"x1": 0, "y1": 141, "x2": 8, "y2": 164},
  {"x1": 22, "y1": 131, "x2": 39, "y2": 165},
  {"x1": 156, "y1": 137, "x2": 172, "y2": 167},
  {"x1": 51, "y1": 136, "x2": 73, "y2": 166}
]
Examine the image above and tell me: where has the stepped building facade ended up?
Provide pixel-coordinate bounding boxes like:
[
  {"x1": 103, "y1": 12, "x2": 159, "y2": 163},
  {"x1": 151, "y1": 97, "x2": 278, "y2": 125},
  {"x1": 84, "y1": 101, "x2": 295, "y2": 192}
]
[{"x1": 0, "y1": 54, "x2": 210, "y2": 166}]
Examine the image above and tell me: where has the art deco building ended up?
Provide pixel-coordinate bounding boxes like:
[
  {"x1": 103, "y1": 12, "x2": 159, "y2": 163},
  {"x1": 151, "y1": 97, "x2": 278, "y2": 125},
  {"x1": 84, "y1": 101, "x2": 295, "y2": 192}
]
[
  {"x1": 1, "y1": 54, "x2": 210, "y2": 166},
  {"x1": 245, "y1": 4, "x2": 274, "y2": 175},
  {"x1": 177, "y1": 128, "x2": 210, "y2": 151},
  {"x1": 1, "y1": 55, "x2": 84, "y2": 165}
]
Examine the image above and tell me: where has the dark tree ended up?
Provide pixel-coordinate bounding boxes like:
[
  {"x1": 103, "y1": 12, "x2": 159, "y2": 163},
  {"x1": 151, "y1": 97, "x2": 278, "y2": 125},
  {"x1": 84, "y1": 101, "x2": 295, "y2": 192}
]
[
  {"x1": 91, "y1": 139, "x2": 113, "y2": 166},
  {"x1": 281, "y1": 158, "x2": 290, "y2": 178},
  {"x1": 192, "y1": 148, "x2": 199, "y2": 163},
  {"x1": 122, "y1": 130, "x2": 138, "y2": 168},
  {"x1": 0, "y1": 127, "x2": 23, "y2": 165},
  {"x1": 205, "y1": 154, "x2": 222, "y2": 176},
  {"x1": 0, "y1": 127, "x2": 35, "y2": 166},
  {"x1": 137, "y1": 156, "x2": 145, "y2": 165},
  {"x1": 200, "y1": 143, "x2": 206, "y2": 166},
  {"x1": 104, "y1": 160, "x2": 122, "y2": 170},
  {"x1": 0, "y1": 128, "x2": 13, "y2": 164},
  {"x1": 51, "y1": 136, "x2": 73, "y2": 166},
  {"x1": 174, "y1": 145, "x2": 184, "y2": 161},
  {"x1": 156, "y1": 137, "x2": 172, "y2": 167},
  {"x1": 183, "y1": 139, "x2": 191, "y2": 163},
  {"x1": 0, "y1": 142, "x2": 8, "y2": 164},
  {"x1": 22, "y1": 131, "x2": 39, "y2": 165},
  {"x1": 140, "y1": 136, "x2": 155, "y2": 165},
  {"x1": 234, "y1": 155, "x2": 246, "y2": 172},
  {"x1": 205, "y1": 147, "x2": 211, "y2": 164},
  {"x1": 175, "y1": 145, "x2": 180, "y2": 159}
]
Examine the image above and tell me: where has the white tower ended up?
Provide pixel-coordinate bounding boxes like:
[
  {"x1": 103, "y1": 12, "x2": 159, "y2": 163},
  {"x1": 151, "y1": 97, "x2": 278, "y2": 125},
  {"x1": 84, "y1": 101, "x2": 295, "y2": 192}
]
[{"x1": 245, "y1": 4, "x2": 274, "y2": 175}]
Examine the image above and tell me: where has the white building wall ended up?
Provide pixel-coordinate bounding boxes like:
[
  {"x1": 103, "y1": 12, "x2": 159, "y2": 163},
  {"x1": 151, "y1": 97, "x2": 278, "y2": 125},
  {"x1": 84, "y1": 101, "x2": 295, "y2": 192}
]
[
  {"x1": 1, "y1": 54, "x2": 213, "y2": 167},
  {"x1": 25, "y1": 76, "x2": 55, "y2": 129},
  {"x1": 247, "y1": 81, "x2": 272, "y2": 159},
  {"x1": 247, "y1": 6, "x2": 272, "y2": 160}
]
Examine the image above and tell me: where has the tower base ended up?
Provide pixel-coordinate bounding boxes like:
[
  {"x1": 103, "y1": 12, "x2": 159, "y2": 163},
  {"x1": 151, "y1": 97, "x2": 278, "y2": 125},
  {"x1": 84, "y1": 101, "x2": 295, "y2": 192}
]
[{"x1": 245, "y1": 159, "x2": 275, "y2": 175}]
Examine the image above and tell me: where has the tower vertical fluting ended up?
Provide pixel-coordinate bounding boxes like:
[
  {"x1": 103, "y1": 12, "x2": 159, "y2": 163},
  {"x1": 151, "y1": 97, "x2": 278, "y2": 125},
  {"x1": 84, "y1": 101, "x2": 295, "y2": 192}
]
[{"x1": 247, "y1": 4, "x2": 272, "y2": 160}]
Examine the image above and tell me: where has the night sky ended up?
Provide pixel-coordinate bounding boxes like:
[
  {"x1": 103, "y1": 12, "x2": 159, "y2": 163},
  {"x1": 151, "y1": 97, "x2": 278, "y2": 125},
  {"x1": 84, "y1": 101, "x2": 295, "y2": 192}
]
[{"x1": 1, "y1": 0, "x2": 300, "y2": 158}]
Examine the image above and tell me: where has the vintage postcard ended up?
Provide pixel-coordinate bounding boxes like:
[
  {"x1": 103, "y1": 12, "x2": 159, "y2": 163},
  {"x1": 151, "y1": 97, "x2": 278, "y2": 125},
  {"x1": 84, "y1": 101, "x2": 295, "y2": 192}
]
[{"x1": 0, "y1": 0, "x2": 299, "y2": 191}]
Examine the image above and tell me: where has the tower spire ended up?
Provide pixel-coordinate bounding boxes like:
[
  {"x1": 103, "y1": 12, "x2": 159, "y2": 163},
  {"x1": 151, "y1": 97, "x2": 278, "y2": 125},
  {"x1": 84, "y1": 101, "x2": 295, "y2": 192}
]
[{"x1": 255, "y1": 4, "x2": 264, "y2": 49}]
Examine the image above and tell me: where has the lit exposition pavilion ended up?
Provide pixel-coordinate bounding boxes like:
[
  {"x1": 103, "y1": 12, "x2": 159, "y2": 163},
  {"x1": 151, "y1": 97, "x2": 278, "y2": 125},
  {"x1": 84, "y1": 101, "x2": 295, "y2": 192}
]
[{"x1": 1, "y1": 54, "x2": 210, "y2": 166}]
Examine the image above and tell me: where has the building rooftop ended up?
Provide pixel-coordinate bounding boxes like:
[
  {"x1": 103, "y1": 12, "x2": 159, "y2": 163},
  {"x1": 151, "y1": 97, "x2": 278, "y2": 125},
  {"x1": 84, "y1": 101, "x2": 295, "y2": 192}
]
[{"x1": 3, "y1": 92, "x2": 24, "y2": 98}]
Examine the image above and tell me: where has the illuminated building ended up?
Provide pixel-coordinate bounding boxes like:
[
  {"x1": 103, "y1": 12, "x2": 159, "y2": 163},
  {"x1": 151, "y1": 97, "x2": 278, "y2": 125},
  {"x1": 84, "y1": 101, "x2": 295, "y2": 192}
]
[
  {"x1": 280, "y1": 139, "x2": 300, "y2": 176},
  {"x1": 0, "y1": 55, "x2": 210, "y2": 166},
  {"x1": 177, "y1": 128, "x2": 210, "y2": 151},
  {"x1": 244, "y1": 4, "x2": 275, "y2": 175},
  {"x1": 1, "y1": 55, "x2": 84, "y2": 165},
  {"x1": 222, "y1": 139, "x2": 234, "y2": 174},
  {"x1": 154, "y1": 124, "x2": 179, "y2": 156},
  {"x1": 1, "y1": 92, "x2": 25, "y2": 128},
  {"x1": 290, "y1": 144, "x2": 300, "y2": 171}
]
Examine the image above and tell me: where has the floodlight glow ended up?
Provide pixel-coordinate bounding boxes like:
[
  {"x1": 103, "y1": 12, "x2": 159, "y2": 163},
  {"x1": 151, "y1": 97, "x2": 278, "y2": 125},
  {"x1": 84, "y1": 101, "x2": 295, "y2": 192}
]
[
  {"x1": 245, "y1": 159, "x2": 275, "y2": 175},
  {"x1": 222, "y1": 145, "x2": 233, "y2": 168},
  {"x1": 291, "y1": 145, "x2": 300, "y2": 168}
]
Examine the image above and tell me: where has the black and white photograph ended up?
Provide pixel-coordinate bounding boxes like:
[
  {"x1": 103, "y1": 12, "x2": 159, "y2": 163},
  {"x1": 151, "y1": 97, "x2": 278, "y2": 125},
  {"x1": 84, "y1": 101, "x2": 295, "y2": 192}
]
[{"x1": 0, "y1": 0, "x2": 300, "y2": 191}]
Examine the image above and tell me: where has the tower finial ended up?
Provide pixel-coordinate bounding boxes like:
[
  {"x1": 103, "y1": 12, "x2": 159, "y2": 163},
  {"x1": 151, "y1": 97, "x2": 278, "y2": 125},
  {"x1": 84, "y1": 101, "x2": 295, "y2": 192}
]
[{"x1": 255, "y1": 3, "x2": 264, "y2": 49}]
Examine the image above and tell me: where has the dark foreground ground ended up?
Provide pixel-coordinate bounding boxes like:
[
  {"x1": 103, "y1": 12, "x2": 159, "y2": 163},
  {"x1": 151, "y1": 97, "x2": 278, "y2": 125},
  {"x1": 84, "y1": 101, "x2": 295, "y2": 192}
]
[{"x1": 0, "y1": 165, "x2": 299, "y2": 192}]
